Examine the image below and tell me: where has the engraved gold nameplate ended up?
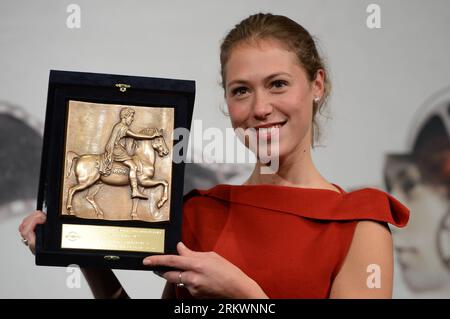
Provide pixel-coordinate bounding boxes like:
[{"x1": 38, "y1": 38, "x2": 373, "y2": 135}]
[{"x1": 61, "y1": 224, "x2": 165, "y2": 253}]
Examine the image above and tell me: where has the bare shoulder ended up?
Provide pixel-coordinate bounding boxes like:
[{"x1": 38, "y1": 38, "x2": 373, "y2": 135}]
[{"x1": 330, "y1": 220, "x2": 393, "y2": 299}]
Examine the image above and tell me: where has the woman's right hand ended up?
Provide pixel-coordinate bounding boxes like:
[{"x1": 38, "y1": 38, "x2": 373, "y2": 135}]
[
  {"x1": 18, "y1": 210, "x2": 46, "y2": 255},
  {"x1": 17, "y1": 210, "x2": 129, "y2": 299}
]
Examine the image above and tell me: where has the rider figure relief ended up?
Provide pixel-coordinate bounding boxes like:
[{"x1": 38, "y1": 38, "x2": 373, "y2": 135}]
[{"x1": 99, "y1": 107, "x2": 162, "y2": 200}]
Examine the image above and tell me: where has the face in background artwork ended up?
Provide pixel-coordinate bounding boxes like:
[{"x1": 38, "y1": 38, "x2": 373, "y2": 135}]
[
  {"x1": 384, "y1": 92, "x2": 450, "y2": 293},
  {"x1": 0, "y1": 102, "x2": 42, "y2": 223}
]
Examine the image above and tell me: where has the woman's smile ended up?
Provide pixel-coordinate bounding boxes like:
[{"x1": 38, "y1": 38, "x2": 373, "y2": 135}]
[{"x1": 252, "y1": 120, "x2": 287, "y2": 142}]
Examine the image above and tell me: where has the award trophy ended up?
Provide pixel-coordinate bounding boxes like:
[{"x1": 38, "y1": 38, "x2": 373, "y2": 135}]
[{"x1": 35, "y1": 70, "x2": 195, "y2": 270}]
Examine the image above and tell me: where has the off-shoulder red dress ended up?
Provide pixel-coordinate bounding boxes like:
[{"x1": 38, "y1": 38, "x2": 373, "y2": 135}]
[{"x1": 175, "y1": 183, "x2": 410, "y2": 299}]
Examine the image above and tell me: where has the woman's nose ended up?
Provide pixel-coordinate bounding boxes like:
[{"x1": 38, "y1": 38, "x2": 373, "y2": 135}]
[{"x1": 252, "y1": 90, "x2": 273, "y2": 120}]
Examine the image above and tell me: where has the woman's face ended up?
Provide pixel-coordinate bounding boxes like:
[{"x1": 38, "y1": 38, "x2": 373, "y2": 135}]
[
  {"x1": 224, "y1": 38, "x2": 324, "y2": 160},
  {"x1": 389, "y1": 166, "x2": 450, "y2": 292}
]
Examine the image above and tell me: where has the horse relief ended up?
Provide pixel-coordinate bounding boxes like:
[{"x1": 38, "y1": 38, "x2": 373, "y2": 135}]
[{"x1": 62, "y1": 102, "x2": 173, "y2": 222}]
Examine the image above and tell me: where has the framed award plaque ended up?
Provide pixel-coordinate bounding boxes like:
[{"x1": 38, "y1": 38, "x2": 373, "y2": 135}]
[{"x1": 35, "y1": 70, "x2": 195, "y2": 270}]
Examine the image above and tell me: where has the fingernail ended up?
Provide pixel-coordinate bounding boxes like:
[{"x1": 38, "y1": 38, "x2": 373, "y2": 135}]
[
  {"x1": 143, "y1": 258, "x2": 151, "y2": 265},
  {"x1": 178, "y1": 241, "x2": 185, "y2": 247}
]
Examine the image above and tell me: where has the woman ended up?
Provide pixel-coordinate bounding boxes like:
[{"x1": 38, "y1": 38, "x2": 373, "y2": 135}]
[{"x1": 19, "y1": 13, "x2": 409, "y2": 299}]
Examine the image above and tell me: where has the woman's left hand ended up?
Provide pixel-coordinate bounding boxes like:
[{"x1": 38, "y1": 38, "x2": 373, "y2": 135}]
[{"x1": 143, "y1": 242, "x2": 268, "y2": 299}]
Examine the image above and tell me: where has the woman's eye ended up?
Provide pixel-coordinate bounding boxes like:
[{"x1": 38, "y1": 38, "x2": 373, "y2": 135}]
[
  {"x1": 231, "y1": 87, "x2": 248, "y2": 96},
  {"x1": 271, "y1": 80, "x2": 288, "y2": 89}
]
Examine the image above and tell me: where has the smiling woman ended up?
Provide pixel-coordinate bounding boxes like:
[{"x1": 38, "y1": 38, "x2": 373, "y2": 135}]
[
  {"x1": 19, "y1": 12, "x2": 410, "y2": 299},
  {"x1": 225, "y1": 39, "x2": 324, "y2": 172},
  {"x1": 221, "y1": 14, "x2": 331, "y2": 152},
  {"x1": 145, "y1": 13, "x2": 409, "y2": 299}
]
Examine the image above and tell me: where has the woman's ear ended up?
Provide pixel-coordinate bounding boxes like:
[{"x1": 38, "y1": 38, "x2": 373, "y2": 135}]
[{"x1": 313, "y1": 69, "x2": 325, "y2": 98}]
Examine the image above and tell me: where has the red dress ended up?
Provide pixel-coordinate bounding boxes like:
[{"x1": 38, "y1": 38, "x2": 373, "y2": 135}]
[{"x1": 175, "y1": 183, "x2": 410, "y2": 299}]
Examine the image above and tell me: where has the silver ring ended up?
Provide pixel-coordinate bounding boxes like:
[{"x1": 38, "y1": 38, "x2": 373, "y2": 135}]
[
  {"x1": 21, "y1": 237, "x2": 28, "y2": 246},
  {"x1": 176, "y1": 271, "x2": 185, "y2": 288}
]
